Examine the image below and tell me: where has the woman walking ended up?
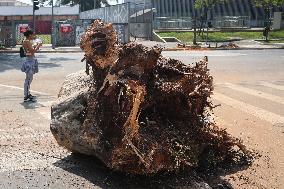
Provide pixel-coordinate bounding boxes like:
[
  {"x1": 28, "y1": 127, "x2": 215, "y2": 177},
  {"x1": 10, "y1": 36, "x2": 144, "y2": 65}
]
[{"x1": 21, "y1": 29, "x2": 42, "y2": 102}]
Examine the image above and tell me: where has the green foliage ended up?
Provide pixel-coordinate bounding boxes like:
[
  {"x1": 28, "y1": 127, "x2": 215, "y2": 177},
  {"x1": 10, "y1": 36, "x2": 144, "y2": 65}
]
[
  {"x1": 0, "y1": 43, "x2": 5, "y2": 49},
  {"x1": 41, "y1": 0, "x2": 113, "y2": 11},
  {"x1": 60, "y1": 0, "x2": 109, "y2": 8},
  {"x1": 37, "y1": 34, "x2": 51, "y2": 44},
  {"x1": 194, "y1": 0, "x2": 226, "y2": 10},
  {"x1": 269, "y1": 29, "x2": 284, "y2": 38},
  {"x1": 252, "y1": 0, "x2": 284, "y2": 8},
  {"x1": 158, "y1": 30, "x2": 284, "y2": 43},
  {"x1": 251, "y1": 0, "x2": 284, "y2": 29},
  {"x1": 194, "y1": 0, "x2": 284, "y2": 11}
]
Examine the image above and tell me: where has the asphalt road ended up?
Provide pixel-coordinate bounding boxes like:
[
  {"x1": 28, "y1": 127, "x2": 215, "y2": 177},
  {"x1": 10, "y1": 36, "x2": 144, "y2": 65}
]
[{"x1": 0, "y1": 50, "x2": 283, "y2": 188}]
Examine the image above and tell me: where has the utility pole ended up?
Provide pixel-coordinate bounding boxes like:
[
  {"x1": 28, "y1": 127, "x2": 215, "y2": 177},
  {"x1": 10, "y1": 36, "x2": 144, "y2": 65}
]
[
  {"x1": 205, "y1": 7, "x2": 209, "y2": 45},
  {"x1": 33, "y1": 0, "x2": 39, "y2": 31},
  {"x1": 33, "y1": 7, "x2": 35, "y2": 30},
  {"x1": 51, "y1": 0, "x2": 55, "y2": 49}
]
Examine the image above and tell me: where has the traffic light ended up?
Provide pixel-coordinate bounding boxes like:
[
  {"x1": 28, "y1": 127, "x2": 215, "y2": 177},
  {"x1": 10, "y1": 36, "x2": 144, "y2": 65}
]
[{"x1": 33, "y1": 0, "x2": 39, "y2": 11}]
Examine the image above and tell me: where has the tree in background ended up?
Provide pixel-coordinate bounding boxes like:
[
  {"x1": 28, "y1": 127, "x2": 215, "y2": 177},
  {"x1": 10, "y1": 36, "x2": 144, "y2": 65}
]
[
  {"x1": 252, "y1": 0, "x2": 284, "y2": 41},
  {"x1": 41, "y1": 0, "x2": 112, "y2": 11},
  {"x1": 193, "y1": 0, "x2": 226, "y2": 44}
]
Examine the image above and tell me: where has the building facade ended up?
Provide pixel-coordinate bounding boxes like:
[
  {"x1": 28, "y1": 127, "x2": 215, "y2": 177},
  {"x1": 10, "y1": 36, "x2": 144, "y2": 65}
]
[
  {"x1": 152, "y1": 0, "x2": 283, "y2": 18},
  {"x1": 124, "y1": 0, "x2": 283, "y2": 27},
  {"x1": 0, "y1": 6, "x2": 79, "y2": 21},
  {"x1": 0, "y1": 5, "x2": 79, "y2": 46},
  {"x1": 0, "y1": 0, "x2": 31, "y2": 6}
]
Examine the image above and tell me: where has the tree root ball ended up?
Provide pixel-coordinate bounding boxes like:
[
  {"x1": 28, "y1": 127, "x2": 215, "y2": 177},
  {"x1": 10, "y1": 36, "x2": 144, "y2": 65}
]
[
  {"x1": 51, "y1": 20, "x2": 252, "y2": 175},
  {"x1": 80, "y1": 19, "x2": 118, "y2": 69}
]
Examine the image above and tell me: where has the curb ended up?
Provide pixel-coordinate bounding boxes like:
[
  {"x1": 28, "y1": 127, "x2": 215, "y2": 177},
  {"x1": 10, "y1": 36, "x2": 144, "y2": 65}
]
[
  {"x1": 0, "y1": 50, "x2": 83, "y2": 53},
  {"x1": 163, "y1": 47, "x2": 284, "y2": 51},
  {"x1": 1, "y1": 47, "x2": 283, "y2": 54}
]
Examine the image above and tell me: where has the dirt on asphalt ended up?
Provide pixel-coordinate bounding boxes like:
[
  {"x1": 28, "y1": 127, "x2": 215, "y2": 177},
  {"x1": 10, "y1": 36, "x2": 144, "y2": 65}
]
[{"x1": 0, "y1": 51, "x2": 283, "y2": 188}]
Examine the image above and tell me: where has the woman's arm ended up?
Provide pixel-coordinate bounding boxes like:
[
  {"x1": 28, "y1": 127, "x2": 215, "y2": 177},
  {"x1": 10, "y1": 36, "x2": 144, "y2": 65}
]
[{"x1": 23, "y1": 41, "x2": 41, "y2": 55}]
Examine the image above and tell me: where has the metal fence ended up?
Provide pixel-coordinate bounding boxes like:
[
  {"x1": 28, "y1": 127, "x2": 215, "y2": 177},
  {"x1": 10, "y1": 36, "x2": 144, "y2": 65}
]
[
  {"x1": 0, "y1": 19, "x2": 84, "y2": 48},
  {"x1": 54, "y1": 20, "x2": 77, "y2": 46},
  {"x1": 154, "y1": 16, "x2": 251, "y2": 30},
  {"x1": 0, "y1": 21, "x2": 13, "y2": 47},
  {"x1": 213, "y1": 16, "x2": 251, "y2": 28},
  {"x1": 0, "y1": 20, "x2": 52, "y2": 48},
  {"x1": 128, "y1": 3, "x2": 153, "y2": 40},
  {"x1": 0, "y1": 17, "x2": 148, "y2": 48},
  {"x1": 154, "y1": 17, "x2": 192, "y2": 29},
  {"x1": 79, "y1": 2, "x2": 155, "y2": 42},
  {"x1": 80, "y1": 3, "x2": 131, "y2": 43}
]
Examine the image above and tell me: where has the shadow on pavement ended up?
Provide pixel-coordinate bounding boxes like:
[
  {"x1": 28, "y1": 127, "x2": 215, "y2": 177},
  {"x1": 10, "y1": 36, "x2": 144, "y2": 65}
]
[
  {"x1": 20, "y1": 101, "x2": 43, "y2": 109},
  {"x1": 53, "y1": 151, "x2": 253, "y2": 189},
  {"x1": 0, "y1": 53, "x2": 24, "y2": 72},
  {"x1": 20, "y1": 99, "x2": 48, "y2": 109},
  {"x1": 53, "y1": 154, "x2": 212, "y2": 189},
  {"x1": 49, "y1": 57, "x2": 78, "y2": 62},
  {"x1": 0, "y1": 53, "x2": 61, "y2": 73}
]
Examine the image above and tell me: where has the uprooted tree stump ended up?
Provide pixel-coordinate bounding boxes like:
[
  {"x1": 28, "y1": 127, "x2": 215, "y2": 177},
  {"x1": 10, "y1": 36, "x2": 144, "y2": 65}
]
[{"x1": 51, "y1": 20, "x2": 251, "y2": 175}]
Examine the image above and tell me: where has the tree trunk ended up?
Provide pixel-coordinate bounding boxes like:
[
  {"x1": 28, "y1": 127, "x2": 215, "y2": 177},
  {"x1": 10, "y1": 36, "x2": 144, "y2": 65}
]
[
  {"x1": 193, "y1": 18, "x2": 197, "y2": 45},
  {"x1": 264, "y1": 7, "x2": 270, "y2": 42}
]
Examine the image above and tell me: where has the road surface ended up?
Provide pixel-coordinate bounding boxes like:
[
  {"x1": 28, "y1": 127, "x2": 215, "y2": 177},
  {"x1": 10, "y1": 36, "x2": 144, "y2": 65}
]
[{"x1": 0, "y1": 50, "x2": 283, "y2": 188}]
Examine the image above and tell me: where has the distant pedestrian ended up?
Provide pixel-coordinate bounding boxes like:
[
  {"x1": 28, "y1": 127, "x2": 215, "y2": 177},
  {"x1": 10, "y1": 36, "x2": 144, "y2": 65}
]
[
  {"x1": 21, "y1": 29, "x2": 42, "y2": 102},
  {"x1": 263, "y1": 26, "x2": 270, "y2": 41}
]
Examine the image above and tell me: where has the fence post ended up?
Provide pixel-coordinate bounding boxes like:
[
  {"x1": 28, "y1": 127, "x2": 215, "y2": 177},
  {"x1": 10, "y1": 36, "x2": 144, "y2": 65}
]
[
  {"x1": 33, "y1": 10, "x2": 34, "y2": 31},
  {"x1": 11, "y1": 19, "x2": 16, "y2": 47}
]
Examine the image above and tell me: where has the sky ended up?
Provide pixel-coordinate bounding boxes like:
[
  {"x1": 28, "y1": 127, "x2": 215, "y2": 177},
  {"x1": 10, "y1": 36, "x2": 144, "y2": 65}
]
[{"x1": 18, "y1": 0, "x2": 124, "y2": 5}]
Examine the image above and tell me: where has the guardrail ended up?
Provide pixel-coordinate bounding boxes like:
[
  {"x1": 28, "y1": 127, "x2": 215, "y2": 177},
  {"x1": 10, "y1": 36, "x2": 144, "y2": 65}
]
[
  {"x1": 154, "y1": 17, "x2": 192, "y2": 29},
  {"x1": 154, "y1": 16, "x2": 252, "y2": 30},
  {"x1": 213, "y1": 16, "x2": 251, "y2": 28}
]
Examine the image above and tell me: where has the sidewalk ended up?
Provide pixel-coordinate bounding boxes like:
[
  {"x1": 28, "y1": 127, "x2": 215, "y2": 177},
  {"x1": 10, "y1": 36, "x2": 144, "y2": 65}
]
[
  {"x1": 138, "y1": 39, "x2": 284, "y2": 50},
  {"x1": 1, "y1": 40, "x2": 283, "y2": 53},
  {"x1": 234, "y1": 39, "x2": 284, "y2": 49}
]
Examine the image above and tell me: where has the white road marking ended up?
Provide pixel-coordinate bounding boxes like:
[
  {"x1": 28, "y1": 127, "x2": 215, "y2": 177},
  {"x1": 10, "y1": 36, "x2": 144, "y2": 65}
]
[
  {"x1": 0, "y1": 83, "x2": 55, "y2": 119},
  {"x1": 36, "y1": 101, "x2": 54, "y2": 120},
  {"x1": 0, "y1": 148, "x2": 69, "y2": 173},
  {"x1": 37, "y1": 107, "x2": 51, "y2": 120},
  {"x1": 221, "y1": 83, "x2": 284, "y2": 105},
  {"x1": 163, "y1": 51, "x2": 247, "y2": 57},
  {"x1": 260, "y1": 81, "x2": 284, "y2": 91},
  {"x1": 0, "y1": 84, "x2": 51, "y2": 96},
  {"x1": 0, "y1": 132, "x2": 49, "y2": 141},
  {"x1": 0, "y1": 126, "x2": 34, "y2": 133},
  {"x1": 213, "y1": 92, "x2": 284, "y2": 125}
]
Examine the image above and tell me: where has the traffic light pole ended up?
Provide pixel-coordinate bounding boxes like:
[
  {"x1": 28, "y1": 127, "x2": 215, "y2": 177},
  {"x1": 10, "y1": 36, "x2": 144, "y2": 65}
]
[
  {"x1": 33, "y1": 7, "x2": 35, "y2": 31},
  {"x1": 33, "y1": 0, "x2": 39, "y2": 32}
]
